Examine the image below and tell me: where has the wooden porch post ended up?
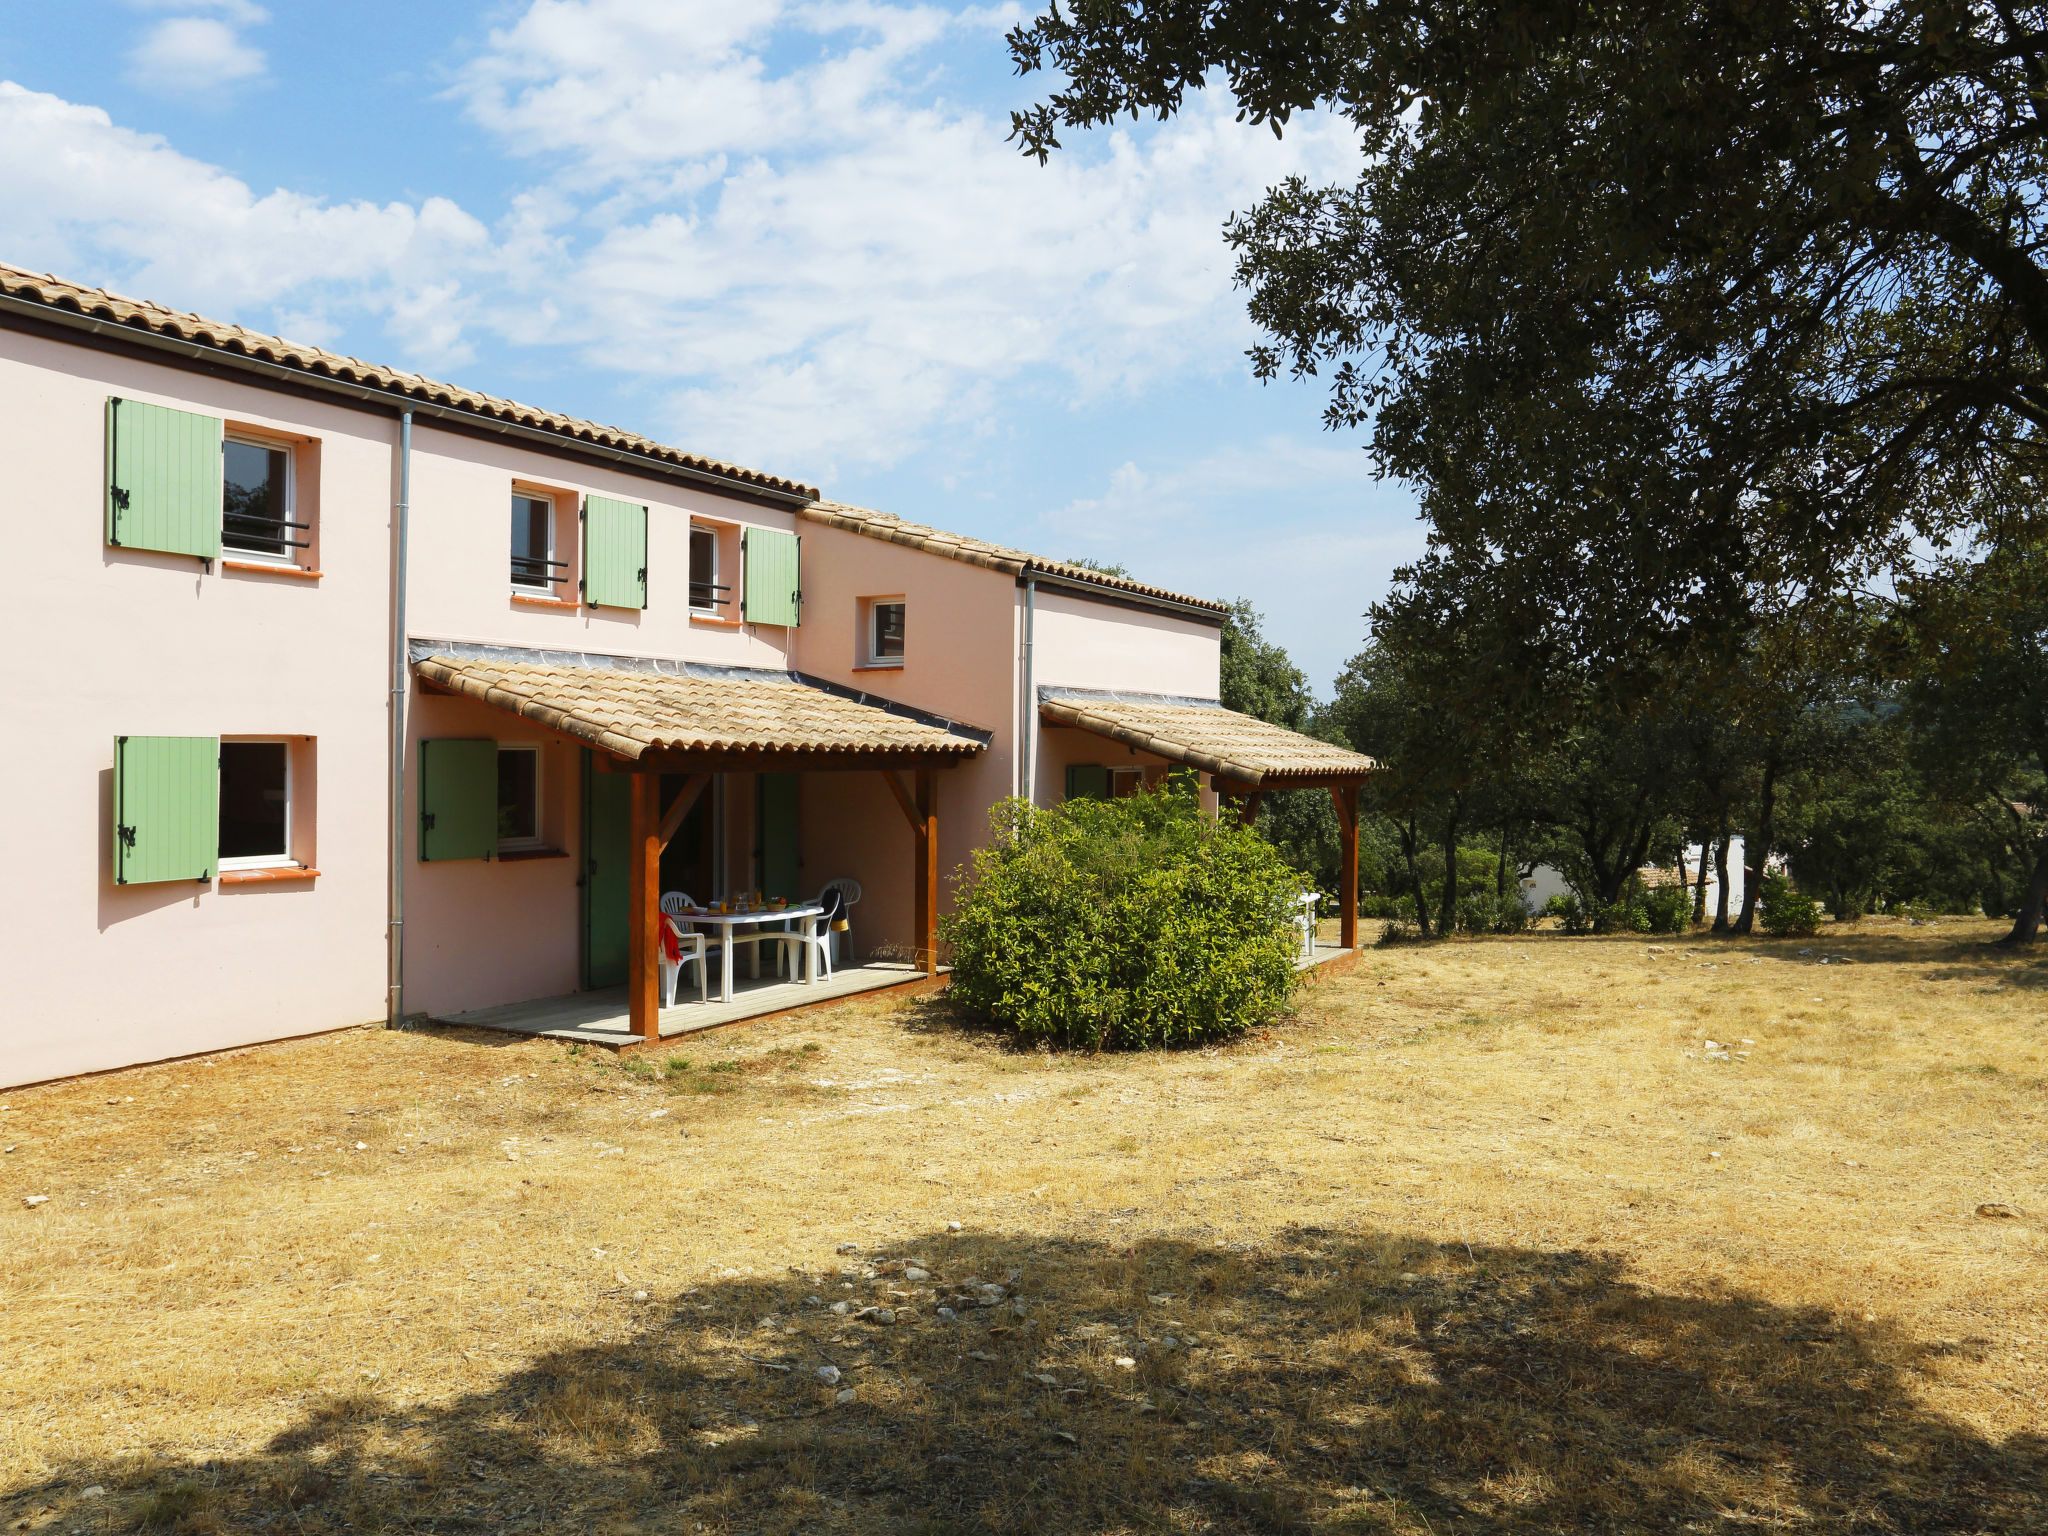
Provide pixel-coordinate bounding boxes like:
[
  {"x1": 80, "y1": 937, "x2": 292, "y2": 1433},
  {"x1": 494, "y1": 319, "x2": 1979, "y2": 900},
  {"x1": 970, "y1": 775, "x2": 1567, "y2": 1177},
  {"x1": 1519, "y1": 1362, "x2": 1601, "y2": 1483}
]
[
  {"x1": 1332, "y1": 783, "x2": 1359, "y2": 951},
  {"x1": 1235, "y1": 790, "x2": 1263, "y2": 827},
  {"x1": 914, "y1": 768, "x2": 938, "y2": 974},
  {"x1": 627, "y1": 770, "x2": 662, "y2": 1039}
]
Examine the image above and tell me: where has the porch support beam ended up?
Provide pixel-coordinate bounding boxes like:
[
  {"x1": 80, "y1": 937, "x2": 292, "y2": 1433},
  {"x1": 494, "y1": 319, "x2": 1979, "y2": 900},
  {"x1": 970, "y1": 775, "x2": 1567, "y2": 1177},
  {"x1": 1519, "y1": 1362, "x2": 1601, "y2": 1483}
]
[
  {"x1": 657, "y1": 772, "x2": 711, "y2": 851},
  {"x1": 881, "y1": 768, "x2": 920, "y2": 833},
  {"x1": 627, "y1": 771, "x2": 662, "y2": 1040},
  {"x1": 1234, "y1": 791, "x2": 1263, "y2": 827},
  {"x1": 914, "y1": 767, "x2": 938, "y2": 974},
  {"x1": 1331, "y1": 783, "x2": 1359, "y2": 951}
]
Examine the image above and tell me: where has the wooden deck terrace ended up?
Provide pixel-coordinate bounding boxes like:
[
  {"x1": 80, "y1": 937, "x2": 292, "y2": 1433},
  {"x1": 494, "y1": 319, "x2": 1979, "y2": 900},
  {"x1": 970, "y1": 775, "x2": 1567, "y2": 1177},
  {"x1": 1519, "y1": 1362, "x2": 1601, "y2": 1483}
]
[{"x1": 430, "y1": 942, "x2": 1360, "y2": 1054}]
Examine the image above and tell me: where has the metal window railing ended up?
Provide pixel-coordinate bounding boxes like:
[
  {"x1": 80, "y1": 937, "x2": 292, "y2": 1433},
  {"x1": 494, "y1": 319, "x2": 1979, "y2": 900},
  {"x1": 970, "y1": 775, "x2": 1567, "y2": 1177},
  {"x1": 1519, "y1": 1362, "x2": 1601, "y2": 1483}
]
[
  {"x1": 511, "y1": 553, "x2": 569, "y2": 587},
  {"x1": 689, "y1": 578, "x2": 732, "y2": 610},
  {"x1": 223, "y1": 509, "x2": 312, "y2": 552}
]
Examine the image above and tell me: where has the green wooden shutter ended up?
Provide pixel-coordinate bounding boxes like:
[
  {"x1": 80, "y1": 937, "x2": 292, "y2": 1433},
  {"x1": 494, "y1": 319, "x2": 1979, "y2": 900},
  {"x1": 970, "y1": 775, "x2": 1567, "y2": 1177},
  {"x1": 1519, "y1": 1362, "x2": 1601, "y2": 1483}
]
[
  {"x1": 113, "y1": 735, "x2": 219, "y2": 884},
  {"x1": 584, "y1": 495, "x2": 648, "y2": 609},
  {"x1": 743, "y1": 527, "x2": 802, "y2": 626},
  {"x1": 759, "y1": 772, "x2": 800, "y2": 900},
  {"x1": 106, "y1": 398, "x2": 223, "y2": 559},
  {"x1": 419, "y1": 739, "x2": 499, "y2": 861},
  {"x1": 1065, "y1": 764, "x2": 1110, "y2": 802},
  {"x1": 581, "y1": 752, "x2": 631, "y2": 988}
]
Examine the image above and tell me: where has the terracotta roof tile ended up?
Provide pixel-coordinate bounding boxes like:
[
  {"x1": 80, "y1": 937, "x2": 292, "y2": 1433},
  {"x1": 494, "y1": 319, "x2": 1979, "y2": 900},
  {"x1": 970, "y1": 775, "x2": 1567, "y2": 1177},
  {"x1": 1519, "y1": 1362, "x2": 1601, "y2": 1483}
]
[
  {"x1": 414, "y1": 652, "x2": 986, "y2": 760},
  {"x1": 1039, "y1": 691, "x2": 1376, "y2": 787},
  {"x1": 0, "y1": 261, "x2": 815, "y2": 500},
  {"x1": 802, "y1": 501, "x2": 1227, "y2": 615}
]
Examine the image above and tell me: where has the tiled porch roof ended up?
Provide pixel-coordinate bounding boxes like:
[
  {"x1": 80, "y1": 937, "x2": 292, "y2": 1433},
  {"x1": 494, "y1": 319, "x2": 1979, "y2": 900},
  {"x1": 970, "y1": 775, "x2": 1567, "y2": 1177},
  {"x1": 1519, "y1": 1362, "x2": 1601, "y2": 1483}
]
[
  {"x1": 413, "y1": 645, "x2": 988, "y2": 762},
  {"x1": 1039, "y1": 688, "x2": 1377, "y2": 787}
]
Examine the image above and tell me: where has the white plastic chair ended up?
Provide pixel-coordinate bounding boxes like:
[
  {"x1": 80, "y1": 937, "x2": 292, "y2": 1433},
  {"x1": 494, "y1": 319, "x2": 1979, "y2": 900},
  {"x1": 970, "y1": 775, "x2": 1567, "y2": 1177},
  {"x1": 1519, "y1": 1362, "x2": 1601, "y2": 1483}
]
[
  {"x1": 658, "y1": 893, "x2": 713, "y2": 1006},
  {"x1": 1295, "y1": 891, "x2": 1321, "y2": 962},
  {"x1": 819, "y1": 877, "x2": 861, "y2": 968}
]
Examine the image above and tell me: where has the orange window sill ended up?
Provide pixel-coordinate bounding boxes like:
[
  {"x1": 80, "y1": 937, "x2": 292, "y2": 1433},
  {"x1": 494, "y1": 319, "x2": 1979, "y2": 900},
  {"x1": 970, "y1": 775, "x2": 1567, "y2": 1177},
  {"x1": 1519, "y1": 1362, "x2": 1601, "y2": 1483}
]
[
  {"x1": 223, "y1": 560, "x2": 322, "y2": 581},
  {"x1": 689, "y1": 612, "x2": 742, "y2": 627},
  {"x1": 853, "y1": 661, "x2": 905, "y2": 671},
  {"x1": 219, "y1": 866, "x2": 319, "y2": 885},
  {"x1": 511, "y1": 594, "x2": 580, "y2": 609},
  {"x1": 497, "y1": 847, "x2": 569, "y2": 862}
]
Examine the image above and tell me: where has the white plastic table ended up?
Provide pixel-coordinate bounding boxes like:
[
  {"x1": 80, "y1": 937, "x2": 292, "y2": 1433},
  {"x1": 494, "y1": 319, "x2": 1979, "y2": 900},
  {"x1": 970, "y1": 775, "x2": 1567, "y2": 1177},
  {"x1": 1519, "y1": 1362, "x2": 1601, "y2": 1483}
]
[{"x1": 672, "y1": 903, "x2": 826, "y2": 1002}]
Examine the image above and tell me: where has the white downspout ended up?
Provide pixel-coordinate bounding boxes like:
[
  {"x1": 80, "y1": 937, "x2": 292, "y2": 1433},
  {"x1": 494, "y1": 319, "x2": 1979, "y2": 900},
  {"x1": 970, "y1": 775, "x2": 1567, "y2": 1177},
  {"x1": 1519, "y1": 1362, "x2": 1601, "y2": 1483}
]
[
  {"x1": 386, "y1": 409, "x2": 413, "y2": 1026},
  {"x1": 1021, "y1": 572, "x2": 1037, "y2": 805}
]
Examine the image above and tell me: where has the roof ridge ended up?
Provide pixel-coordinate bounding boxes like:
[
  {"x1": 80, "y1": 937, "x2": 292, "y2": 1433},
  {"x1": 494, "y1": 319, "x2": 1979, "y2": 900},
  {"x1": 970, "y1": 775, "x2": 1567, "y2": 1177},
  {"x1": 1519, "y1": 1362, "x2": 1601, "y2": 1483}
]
[
  {"x1": 802, "y1": 499, "x2": 1225, "y2": 615},
  {"x1": 0, "y1": 259, "x2": 818, "y2": 500}
]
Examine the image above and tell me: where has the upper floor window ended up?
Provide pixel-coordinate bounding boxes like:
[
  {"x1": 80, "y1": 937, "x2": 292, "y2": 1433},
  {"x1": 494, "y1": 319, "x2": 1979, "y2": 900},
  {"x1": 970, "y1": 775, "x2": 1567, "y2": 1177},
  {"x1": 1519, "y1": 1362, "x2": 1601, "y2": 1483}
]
[
  {"x1": 689, "y1": 523, "x2": 726, "y2": 612},
  {"x1": 866, "y1": 599, "x2": 905, "y2": 666},
  {"x1": 221, "y1": 436, "x2": 303, "y2": 562},
  {"x1": 510, "y1": 494, "x2": 565, "y2": 592}
]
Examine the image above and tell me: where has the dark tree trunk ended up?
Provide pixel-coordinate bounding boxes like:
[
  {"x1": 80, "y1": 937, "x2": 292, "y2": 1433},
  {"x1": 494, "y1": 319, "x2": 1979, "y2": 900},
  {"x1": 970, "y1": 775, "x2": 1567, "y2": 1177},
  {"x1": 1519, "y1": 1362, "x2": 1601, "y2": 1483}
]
[
  {"x1": 1735, "y1": 756, "x2": 1780, "y2": 935},
  {"x1": 1399, "y1": 815, "x2": 1432, "y2": 939},
  {"x1": 1691, "y1": 840, "x2": 1711, "y2": 926},
  {"x1": 1712, "y1": 820, "x2": 1732, "y2": 932},
  {"x1": 1994, "y1": 844, "x2": 2048, "y2": 947},
  {"x1": 1439, "y1": 807, "x2": 1461, "y2": 937},
  {"x1": 1496, "y1": 826, "x2": 1510, "y2": 902}
]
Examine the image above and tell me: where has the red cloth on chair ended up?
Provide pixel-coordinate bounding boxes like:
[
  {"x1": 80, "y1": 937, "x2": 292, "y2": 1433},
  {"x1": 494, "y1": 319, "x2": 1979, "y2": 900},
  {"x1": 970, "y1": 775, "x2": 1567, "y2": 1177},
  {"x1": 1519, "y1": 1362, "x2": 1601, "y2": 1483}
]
[{"x1": 660, "y1": 917, "x2": 685, "y2": 964}]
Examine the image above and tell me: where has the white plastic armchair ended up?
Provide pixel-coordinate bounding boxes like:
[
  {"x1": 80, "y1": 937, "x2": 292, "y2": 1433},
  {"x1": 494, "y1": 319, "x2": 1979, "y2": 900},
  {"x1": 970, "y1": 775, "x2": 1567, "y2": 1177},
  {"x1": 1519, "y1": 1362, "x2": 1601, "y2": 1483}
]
[
  {"x1": 1295, "y1": 891, "x2": 1321, "y2": 962},
  {"x1": 820, "y1": 877, "x2": 861, "y2": 968},
  {"x1": 658, "y1": 892, "x2": 712, "y2": 1006}
]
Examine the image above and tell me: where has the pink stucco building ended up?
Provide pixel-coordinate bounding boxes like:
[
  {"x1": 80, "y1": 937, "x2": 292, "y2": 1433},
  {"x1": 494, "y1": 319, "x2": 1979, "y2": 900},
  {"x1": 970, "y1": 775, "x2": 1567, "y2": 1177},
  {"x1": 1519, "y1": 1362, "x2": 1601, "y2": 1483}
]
[{"x1": 0, "y1": 263, "x2": 1371, "y2": 1089}]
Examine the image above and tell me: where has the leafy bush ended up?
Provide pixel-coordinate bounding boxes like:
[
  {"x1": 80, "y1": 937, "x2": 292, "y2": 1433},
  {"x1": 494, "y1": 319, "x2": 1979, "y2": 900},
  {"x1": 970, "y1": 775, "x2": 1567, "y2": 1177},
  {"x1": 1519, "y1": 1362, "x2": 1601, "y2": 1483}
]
[
  {"x1": 1543, "y1": 893, "x2": 1591, "y2": 934},
  {"x1": 1758, "y1": 874, "x2": 1823, "y2": 936},
  {"x1": 942, "y1": 787, "x2": 1303, "y2": 1048},
  {"x1": 1640, "y1": 881, "x2": 1693, "y2": 935}
]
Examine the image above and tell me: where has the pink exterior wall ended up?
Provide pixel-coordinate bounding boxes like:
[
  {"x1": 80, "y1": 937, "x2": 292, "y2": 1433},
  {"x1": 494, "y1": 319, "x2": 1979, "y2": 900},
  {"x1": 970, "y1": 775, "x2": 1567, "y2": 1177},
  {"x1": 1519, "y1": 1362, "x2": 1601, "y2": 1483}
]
[
  {"x1": 402, "y1": 423, "x2": 796, "y2": 667},
  {"x1": 790, "y1": 521, "x2": 1018, "y2": 957},
  {"x1": 0, "y1": 328, "x2": 393, "y2": 1089},
  {"x1": 0, "y1": 320, "x2": 1224, "y2": 1087}
]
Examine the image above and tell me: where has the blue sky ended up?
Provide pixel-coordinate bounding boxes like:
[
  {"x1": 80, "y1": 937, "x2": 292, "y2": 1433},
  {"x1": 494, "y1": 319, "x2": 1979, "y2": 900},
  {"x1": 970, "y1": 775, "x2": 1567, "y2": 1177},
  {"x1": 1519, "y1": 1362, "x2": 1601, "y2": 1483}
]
[{"x1": 0, "y1": 0, "x2": 1424, "y2": 691}]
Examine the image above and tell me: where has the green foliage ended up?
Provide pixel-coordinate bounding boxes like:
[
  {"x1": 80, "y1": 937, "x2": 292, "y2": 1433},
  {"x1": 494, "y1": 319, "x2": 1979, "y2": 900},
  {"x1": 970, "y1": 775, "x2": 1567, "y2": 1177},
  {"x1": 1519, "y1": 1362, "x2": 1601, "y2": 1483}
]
[
  {"x1": 942, "y1": 786, "x2": 1302, "y2": 1048},
  {"x1": 1543, "y1": 893, "x2": 1589, "y2": 935},
  {"x1": 1757, "y1": 875, "x2": 1823, "y2": 938},
  {"x1": 1639, "y1": 881, "x2": 1692, "y2": 937}
]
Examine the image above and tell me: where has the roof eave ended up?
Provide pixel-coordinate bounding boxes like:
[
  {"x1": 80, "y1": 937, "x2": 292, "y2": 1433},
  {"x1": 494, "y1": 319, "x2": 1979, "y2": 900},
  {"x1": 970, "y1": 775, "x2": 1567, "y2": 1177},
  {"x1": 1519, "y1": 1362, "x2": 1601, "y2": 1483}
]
[{"x1": 0, "y1": 289, "x2": 817, "y2": 509}]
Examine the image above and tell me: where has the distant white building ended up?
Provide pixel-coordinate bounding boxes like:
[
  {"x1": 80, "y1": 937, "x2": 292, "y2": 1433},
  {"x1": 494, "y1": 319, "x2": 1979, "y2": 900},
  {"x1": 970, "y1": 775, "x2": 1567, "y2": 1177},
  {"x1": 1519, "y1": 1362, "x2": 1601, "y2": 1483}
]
[{"x1": 1521, "y1": 841, "x2": 1754, "y2": 917}]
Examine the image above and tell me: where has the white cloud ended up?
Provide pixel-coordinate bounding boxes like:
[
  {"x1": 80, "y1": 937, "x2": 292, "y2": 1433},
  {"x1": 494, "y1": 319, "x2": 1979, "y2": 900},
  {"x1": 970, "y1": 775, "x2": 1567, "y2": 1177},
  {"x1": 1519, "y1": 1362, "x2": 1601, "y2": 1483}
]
[
  {"x1": 6, "y1": 0, "x2": 1363, "y2": 478},
  {"x1": 443, "y1": 0, "x2": 1362, "y2": 474},
  {"x1": 0, "y1": 82, "x2": 489, "y2": 364},
  {"x1": 125, "y1": 8, "x2": 270, "y2": 97}
]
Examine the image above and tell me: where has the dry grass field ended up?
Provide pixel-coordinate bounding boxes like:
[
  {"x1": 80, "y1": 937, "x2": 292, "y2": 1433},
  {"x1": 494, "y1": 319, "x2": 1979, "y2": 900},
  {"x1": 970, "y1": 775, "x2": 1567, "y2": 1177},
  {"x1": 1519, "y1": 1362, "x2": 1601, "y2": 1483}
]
[{"x1": 2, "y1": 918, "x2": 2044, "y2": 1536}]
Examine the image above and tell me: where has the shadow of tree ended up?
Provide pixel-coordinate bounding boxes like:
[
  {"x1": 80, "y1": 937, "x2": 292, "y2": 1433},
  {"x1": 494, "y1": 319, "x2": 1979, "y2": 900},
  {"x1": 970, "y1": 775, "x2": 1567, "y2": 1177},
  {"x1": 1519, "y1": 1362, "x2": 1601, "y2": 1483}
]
[{"x1": 40, "y1": 1227, "x2": 2048, "y2": 1534}]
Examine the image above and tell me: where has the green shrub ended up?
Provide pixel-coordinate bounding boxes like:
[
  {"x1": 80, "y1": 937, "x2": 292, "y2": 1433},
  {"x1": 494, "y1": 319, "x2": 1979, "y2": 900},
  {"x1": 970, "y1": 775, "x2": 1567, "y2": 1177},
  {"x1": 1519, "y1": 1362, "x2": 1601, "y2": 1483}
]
[
  {"x1": 941, "y1": 787, "x2": 1302, "y2": 1048},
  {"x1": 1758, "y1": 874, "x2": 1823, "y2": 936},
  {"x1": 1543, "y1": 893, "x2": 1591, "y2": 934},
  {"x1": 1640, "y1": 881, "x2": 1693, "y2": 935}
]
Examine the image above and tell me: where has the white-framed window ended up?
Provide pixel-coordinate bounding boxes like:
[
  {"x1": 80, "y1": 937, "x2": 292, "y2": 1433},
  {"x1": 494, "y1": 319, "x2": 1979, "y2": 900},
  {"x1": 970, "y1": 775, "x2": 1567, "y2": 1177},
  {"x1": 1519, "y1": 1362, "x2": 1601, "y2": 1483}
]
[
  {"x1": 689, "y1": 523, "x2": 725, "y2": 612},
  {"x1": 218, "y1": 738, "x2": 293, "y2": 870},
  {"x1": 865, "y1": 598, "x2": 906, "y2": 666},
  {"x1": 222, "y1": 434, "x2": 302, "y2": 562},
  {"x1": 497, "y1": 744, "x2": 544, "y2": 852},
  {"x1": 510, "y1": 493, "x2": 562, "y2": 592}
]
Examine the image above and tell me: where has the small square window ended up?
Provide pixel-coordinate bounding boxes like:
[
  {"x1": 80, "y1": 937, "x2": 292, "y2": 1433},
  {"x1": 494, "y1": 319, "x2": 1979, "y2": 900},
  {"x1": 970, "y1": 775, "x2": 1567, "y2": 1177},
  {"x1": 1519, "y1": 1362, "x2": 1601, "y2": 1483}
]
[
  {"x1": 497, "y1": 746, "x2": 542, "y2": 851},
  {"x1": 510, "y1": 495, "x2": 562, "y2": 591},
  {"x1": 222, "y1": 437, "x2": 302, "y2": 561},
  {"x1": 868, "y1": 599, "x2": 905, "y2": 665},
  {"x1": 219, "y1": 740, "x2": 291, "y2": 868},
  {"x1": 690, "y1": 524, "x2": 725, "y2": 611}
]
